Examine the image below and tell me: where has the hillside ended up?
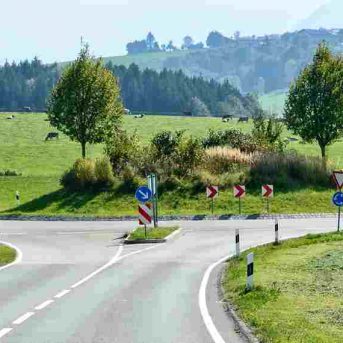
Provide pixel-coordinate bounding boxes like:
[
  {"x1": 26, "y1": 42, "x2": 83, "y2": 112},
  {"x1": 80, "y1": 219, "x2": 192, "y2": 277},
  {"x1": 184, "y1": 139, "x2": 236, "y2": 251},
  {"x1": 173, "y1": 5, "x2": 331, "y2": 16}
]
[{"x1": 100, "y1": 29, "x2": 343, "y2": 94}]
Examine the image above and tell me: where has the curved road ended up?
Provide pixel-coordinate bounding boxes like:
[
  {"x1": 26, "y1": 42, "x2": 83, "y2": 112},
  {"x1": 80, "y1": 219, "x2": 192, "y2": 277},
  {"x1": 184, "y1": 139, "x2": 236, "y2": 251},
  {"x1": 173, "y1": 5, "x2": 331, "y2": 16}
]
[{"x1": 0, "y1": 218, "x2": 337, "y2": 342}]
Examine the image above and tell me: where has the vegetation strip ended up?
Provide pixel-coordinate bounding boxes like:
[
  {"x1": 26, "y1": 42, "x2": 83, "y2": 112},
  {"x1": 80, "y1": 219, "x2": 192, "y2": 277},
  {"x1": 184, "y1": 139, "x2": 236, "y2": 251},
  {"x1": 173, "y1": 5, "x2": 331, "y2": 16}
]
[
  {"x1": 126, "y1": 226, "x2": 178, "y2": 242},
  {"x1": 223, "y1": 232, "x2": 343, "y2": 343},
  {"x1": 0, "y1": 244, "x2": 16, "y2": 266}
]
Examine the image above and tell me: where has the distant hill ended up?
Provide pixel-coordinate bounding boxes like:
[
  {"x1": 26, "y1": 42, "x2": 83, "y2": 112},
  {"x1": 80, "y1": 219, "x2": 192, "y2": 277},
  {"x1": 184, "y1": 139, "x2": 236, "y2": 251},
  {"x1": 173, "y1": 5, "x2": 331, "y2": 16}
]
[
  {"x1": 298, "y1": 0, "x2": 343, "y2": 29},
  {"x1": 93, "y1": 28, "x2": 343, "y2": 94}
]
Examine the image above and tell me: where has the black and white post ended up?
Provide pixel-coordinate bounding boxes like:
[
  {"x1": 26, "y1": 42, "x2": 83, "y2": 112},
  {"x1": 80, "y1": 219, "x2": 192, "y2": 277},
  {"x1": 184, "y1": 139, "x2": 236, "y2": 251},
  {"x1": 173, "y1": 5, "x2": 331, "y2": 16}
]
[
  {"x1": 235, "y1": 229, "x2": 240, "y2": 257},
  {"x1": 15, "y1": 191, "x2": 20, "y2": 206},
  {"x1": 246, "y1": 252, "x2": 254, "y2": 291},
  {"x1": 275, "y1": 219, "x2": 279, "y2": 245}
]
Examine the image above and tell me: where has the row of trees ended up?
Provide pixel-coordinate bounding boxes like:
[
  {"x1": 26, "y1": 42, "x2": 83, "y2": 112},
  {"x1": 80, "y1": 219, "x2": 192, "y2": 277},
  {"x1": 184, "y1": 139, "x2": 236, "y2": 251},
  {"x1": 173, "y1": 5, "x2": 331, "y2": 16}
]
[
  {"x1": 106, "y1": 62, "x2": 259, "y2": 115},
  {"x1": 0, "y1": 57, "x2": 258, "y2": 116}
]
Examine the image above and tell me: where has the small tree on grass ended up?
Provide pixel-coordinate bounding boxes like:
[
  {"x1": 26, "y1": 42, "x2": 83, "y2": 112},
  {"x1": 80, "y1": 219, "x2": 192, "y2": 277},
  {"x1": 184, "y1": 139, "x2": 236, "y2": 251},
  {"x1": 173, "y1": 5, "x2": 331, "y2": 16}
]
[
  {"x1": 48, "y1": 44, "x2": 124, "y2": 158},
  {"x1": 284, "y1": 43, "x2": 343, "y2": 161}
]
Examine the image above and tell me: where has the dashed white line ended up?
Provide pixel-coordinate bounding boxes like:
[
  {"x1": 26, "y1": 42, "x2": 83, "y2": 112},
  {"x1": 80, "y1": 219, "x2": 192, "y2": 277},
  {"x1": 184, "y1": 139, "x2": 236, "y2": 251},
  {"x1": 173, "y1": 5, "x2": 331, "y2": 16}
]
[
  {"x1": 54, "y1": 289, "x2": 70, "y2": 299},
  {"x1": 34, "y1": 300, "x2": 54, "y2": 310},
  {"x1": 0, "y1": 328, "x2": 13, "y2": 338},
  {"x1": 12, "y1": 312, "x2": 35, "y2": 325}
]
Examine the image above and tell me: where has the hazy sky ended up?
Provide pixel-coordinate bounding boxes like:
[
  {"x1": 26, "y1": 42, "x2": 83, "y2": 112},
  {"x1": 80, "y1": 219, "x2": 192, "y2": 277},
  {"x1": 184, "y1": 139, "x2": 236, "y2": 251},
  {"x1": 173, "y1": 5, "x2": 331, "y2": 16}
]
[{"x1": 0, "y1": 0, "x2": 329, "y2": 63}]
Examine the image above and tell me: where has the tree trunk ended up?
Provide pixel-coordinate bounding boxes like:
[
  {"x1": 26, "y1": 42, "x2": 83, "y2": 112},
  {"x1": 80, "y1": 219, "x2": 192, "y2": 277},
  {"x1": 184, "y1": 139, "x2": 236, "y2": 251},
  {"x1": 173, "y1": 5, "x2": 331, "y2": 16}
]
[
  {"x1": 319, "y1": 144, "x2": 327, "y2": 167},
  {"x1": 81, "y1": 142, "x2": 86, "y2": 158}
]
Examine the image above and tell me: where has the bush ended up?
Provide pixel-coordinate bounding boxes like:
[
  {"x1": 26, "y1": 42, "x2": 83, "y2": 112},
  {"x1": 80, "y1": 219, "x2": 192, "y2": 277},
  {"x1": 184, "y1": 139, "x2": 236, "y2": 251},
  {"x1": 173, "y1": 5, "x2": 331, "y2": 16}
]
[
  {"x1": 249, "y1": 152, "x2": 331, "y2": 189},
  {"x1": 94, "y1": 156, "x2": 115, "y2": 187},
  {"x1": 202, "y1": 129, "x2": 258, "y2": 153},
  {"x1": 61, "y1": 157, "x2": 114, "y2": 190},
  {"x1": 0, "y1": 169, "x2": 22, "y2": 176},
  {"x1": 203, "y1": 147, "x2": 253, "y2": 174}
]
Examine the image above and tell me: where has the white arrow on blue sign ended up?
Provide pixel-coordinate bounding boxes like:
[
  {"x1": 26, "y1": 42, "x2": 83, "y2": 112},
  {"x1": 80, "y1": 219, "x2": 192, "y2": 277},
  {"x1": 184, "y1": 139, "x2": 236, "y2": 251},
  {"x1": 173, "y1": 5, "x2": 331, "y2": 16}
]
[
  {"x1": 333, "y1": 192, "x2": 343, "y2": 207},
  {"x1": 135, "y1": 186, "x2": 152, "y2": 203}
]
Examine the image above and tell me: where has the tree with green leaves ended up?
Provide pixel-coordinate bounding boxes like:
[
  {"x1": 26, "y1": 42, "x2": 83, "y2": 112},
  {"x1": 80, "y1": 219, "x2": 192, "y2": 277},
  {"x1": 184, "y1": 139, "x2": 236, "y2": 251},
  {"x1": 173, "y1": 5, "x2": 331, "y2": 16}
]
[
  {"x1": 48, "y1": 45, "x2": 124, "y2": 158},
  {"x1": 284, "y1": 43, "x2": 343, "y2": 160}
]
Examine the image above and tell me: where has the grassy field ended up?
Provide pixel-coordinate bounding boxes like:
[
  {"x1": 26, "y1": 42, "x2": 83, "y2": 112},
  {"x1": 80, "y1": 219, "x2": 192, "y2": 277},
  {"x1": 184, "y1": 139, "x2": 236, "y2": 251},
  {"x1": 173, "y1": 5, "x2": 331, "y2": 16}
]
[
  {"x1": 0, "y1": 112, "x2": 341, "y2": 216},
  {"x1": 223, "y1": 232, "x2": 343, "y2": 342},
  {"x1": 0, "y1": 245, "x2": 16, "y2": 266}
]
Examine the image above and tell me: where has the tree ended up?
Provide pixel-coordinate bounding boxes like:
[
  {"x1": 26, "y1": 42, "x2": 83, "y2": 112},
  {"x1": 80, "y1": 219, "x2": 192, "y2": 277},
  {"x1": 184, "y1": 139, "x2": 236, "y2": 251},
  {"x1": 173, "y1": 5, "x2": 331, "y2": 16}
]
[
  {"x1": 189, "y1": 97, "x2": 210, "y2": 116},
  {"x1": 48, "y1": 45, "x2": 124, "y2": 158},
  {"x1": 182, "y1": 36, "x2": 194, "y2": 49},
  {"x1": 284, "y1": 43, "x2": 343, "y2": 160}
]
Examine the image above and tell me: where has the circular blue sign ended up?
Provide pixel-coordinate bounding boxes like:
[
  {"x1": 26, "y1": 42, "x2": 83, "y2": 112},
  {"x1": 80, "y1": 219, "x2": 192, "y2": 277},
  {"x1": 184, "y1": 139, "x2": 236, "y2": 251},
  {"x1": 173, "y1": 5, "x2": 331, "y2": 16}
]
[
  {"x1": 135, "y1": 186, "x2": 152, "y2": 203},
  {"x1": 332, "y1": 192, "x2": 343, "y2": 207}
]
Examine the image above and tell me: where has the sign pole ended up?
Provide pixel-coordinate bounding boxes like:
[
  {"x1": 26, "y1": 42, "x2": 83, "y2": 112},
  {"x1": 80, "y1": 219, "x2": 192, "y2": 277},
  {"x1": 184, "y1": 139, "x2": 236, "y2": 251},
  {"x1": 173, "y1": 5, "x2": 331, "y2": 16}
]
[
  {"x1": 144, "y1": 224, "x2": 147, "y2": 238},
  {"x1": 338, "y1": 206, "x2": 341, "y2": 232},
  {"x1": 211, "y1": 198, "x2": 214, "y2": 215},
  {"x1": 239, "y1": 197, "x2": 241, "y2": 215}
]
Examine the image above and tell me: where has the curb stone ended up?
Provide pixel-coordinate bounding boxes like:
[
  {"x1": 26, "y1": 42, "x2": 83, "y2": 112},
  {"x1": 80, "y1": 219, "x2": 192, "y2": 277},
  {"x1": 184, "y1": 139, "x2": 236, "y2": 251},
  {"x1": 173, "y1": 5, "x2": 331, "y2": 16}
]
[
  {"x1": 218, "y1": 264, "x2": 259, "y2": 343},
  {"x1": 0, "y1": 213, "x2": 337, "y2": 222}
]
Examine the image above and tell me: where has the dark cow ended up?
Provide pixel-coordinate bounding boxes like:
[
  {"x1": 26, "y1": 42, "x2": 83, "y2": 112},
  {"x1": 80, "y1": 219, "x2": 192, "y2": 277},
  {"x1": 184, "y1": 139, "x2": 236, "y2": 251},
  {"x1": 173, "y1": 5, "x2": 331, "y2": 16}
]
[
  {"x1": 134, "y1": 114, "x2": 144, "y2": 119},
  {"x1": 238, "y1": 116, "x2": 249, "y2": 123},
  {"x1": 183, "y1": 111, "x2": 192, "y2": 116},
  {"x1": 45, "y1": 132, "x2": 59, "y2": 141},
  {"x1": 222, "y1": 115, "x2": 233, "y2": 122}
]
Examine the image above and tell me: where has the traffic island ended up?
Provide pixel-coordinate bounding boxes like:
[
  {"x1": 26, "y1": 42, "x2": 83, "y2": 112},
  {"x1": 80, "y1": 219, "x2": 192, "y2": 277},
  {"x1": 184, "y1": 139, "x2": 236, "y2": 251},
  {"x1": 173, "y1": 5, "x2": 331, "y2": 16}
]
[
  {"x1": 0, "y1": 244, "x2": 16, "y2": 267},
  {"x1": 222, "y1": 232, "x2": 343, "y2": 342},
  {"x1": 124, "y1": 226, "x2": 180, "y2": 244}
]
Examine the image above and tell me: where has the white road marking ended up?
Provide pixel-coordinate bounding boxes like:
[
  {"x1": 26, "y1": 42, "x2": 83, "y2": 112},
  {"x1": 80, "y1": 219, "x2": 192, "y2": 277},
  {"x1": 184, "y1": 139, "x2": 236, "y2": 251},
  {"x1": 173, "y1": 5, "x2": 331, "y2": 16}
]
[
  {"x1": 0, "y1": 233, "x2": 27, "y2": 236},
  {"x1": 13, "y1": 312, "x2": 35, "y2": 325},
  {"x1": 54, "y1": 289, "x2": 70, "y2": 298},
  {"x1": 0, "y1": 241, "x2": 23, "y2": 272},
  {"x1": 34, "y1": 300, "x2": 54, "y2": 310},
  {"x1": 0, "y1": 328, "x2": 13, "y2": 338},
  {"x1": 199, "y1": 255, "x2": 229, "y2": 343}
]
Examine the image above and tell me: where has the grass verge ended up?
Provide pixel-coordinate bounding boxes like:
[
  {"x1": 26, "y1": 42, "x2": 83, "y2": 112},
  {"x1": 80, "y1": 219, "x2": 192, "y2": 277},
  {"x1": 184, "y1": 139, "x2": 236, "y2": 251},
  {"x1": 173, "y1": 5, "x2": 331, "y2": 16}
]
[
  {"x1": 223, "y1": 232, "x2": 343, "y2": 343},
  {"x1": 0, "y1": 245, "x2": 16, "y2": 266},
  {"x1": 127, "y1": 226, "x2": 178, "y2": 241}
]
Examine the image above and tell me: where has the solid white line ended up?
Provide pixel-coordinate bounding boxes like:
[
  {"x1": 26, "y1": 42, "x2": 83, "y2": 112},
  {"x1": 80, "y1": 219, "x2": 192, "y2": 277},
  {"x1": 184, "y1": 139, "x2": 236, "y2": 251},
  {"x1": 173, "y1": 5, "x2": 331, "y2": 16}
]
[
  {"x1": 0, "y1": 241, "x2": 23, "y2": 272},
  {"x1": 199, "y1": 254, "x2": 230, "y2": 343},
  {"x1": 71, "y1": 244, "x2": 159, "y2": 289},
  {"x1": 34, "y1": 300, "x2": 54, "y2": 310},
  {"x1": 54, "y1": 289, "x2": 70, "y2": 298},
  {"x1": 13, "y1": 312, "x2": 35, "y2": 325},
  {"x1": 71, "y1": 245, "x2": 124, "y2": 289},
  {"x1": 0, "y1": 328, "x2": 13, "y2": 338}
]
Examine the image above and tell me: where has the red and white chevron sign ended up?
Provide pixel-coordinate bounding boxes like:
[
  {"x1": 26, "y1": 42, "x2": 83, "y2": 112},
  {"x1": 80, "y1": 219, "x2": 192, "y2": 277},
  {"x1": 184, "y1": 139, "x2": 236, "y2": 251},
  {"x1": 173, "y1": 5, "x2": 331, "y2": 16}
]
[
  {"x1": 262, "y1": 184, "x2": 274, "y2": 198},
  {"x1": 333, "y1": 171, "x2": 343, "y2": 189},
  {"x1": 206, "y1": 185, "x2": 218, "y2": 199},
  {"x1": 138, "y1": 203, "x2": 153, "y2": 225},
  {"x1": 234, "y1": 185, "x2": 246, "y2": 198}
]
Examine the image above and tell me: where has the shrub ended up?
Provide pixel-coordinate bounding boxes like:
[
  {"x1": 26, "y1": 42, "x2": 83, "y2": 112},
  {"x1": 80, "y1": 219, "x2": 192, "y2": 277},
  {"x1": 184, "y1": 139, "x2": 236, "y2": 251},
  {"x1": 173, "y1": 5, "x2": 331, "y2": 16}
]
[
  {"x1": 0, "y1": 169, "x2": 22, "y2": 176},
  {"x1": 94, "y1": 156, "x2": 115, "y2": 187},
  {"x1": 202, "y1": 129, "x2": 258, "y2": 153},
  {"x1": 151, "y1": 130, "x2": 184, "y2": 160},
  {"x1": 204, "y1": 147, "x2": 253, "y2": 174},
  {"x1": 74, "y1": 159, "x2": 96, "y2": 187},
  {"x1": 249, "y1": 152, "x2": 331, "y2": 189}
]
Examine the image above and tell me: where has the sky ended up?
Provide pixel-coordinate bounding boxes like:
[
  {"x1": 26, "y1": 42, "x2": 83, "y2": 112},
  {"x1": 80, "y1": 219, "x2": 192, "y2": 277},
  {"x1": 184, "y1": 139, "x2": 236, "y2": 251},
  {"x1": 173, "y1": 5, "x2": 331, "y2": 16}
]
[{"x1": 0, "y1": 0, "x2": 329, "y2": 64}]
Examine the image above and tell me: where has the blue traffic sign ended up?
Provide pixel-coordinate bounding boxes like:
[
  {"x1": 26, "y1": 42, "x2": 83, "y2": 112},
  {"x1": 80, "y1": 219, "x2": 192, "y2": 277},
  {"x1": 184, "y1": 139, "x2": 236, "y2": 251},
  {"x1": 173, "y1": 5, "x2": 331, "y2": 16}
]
[
  {"x1": 135, "y1": 186, "x2": 152, "y2": 203},
  {"x1": 333, "y1": 192, "x2": 343, "y2": 207}
]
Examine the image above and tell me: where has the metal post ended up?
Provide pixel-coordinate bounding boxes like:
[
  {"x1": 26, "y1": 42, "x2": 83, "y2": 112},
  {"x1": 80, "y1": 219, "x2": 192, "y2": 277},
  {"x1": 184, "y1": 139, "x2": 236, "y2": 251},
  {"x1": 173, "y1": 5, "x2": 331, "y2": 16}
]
[
  {"x1": 239, "y1": 198, "x2": 241, "y2": 215},
  {"x1": 275, "y1": 219, "x2": 279, "y2": 244},
  {"x1": 246, "y1": 252, "x2": 254, "y2": 291},
  {"x1": 211, "y1": 198, "x2": 214, "y2": 215},
  {"x1": 338, "y1": 206, "x2": 341, "y2": 232},
  {"x1": 235, "y1": 229, "x2": 240, "y2": 257},
  {"x1": 267, "y1": 199, "x2": 270, "y2": 214},
  {"x1": 144, "y1": 224, "x2": 147, "y2": 239}
]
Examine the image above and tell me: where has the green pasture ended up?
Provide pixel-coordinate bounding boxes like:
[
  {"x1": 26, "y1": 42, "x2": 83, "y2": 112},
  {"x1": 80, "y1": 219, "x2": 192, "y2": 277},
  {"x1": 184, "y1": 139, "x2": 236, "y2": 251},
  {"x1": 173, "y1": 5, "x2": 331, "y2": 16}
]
[{"x1": 0, "y1": 113, "x2": 341, "y2": 216}]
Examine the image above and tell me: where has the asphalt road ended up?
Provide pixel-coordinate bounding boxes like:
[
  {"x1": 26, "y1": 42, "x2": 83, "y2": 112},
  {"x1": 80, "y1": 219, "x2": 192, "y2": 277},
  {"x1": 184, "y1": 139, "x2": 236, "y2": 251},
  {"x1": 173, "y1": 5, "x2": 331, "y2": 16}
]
[{"x1": 0, "y1": 218, "x2": 337, "y2": 342}]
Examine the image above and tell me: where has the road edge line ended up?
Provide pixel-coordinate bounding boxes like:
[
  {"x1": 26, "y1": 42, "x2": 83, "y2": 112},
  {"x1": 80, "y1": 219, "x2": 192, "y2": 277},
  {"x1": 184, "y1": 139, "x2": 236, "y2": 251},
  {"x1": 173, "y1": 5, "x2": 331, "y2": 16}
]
[{"x1": 0, "y1": 241, "x2": 23, "y2": 272}]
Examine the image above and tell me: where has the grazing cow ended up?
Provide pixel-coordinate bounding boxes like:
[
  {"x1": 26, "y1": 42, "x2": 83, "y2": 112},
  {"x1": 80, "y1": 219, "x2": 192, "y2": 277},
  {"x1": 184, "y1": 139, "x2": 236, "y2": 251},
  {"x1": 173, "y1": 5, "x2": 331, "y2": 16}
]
[
  {"x1": 222, "y1": 115, "x2": 233, "y2": 122},
  {"x1": 134, "y1": 114, "x2": 144, "y2": 119},
  {"x1": 238, "y1": 116, "x2": 249, "y2": 123},
  {"x1": 23, "y1": 106, "x2": 32, "y2": 112},
  {"x1": 183, "y1": 111, "x2": 192, "y2": 116},
  {"x1": 45, "y1": 132, "x2": 59, "y2": 141},
  {"x1": 6, "y1": 115, "x2": 15, "y2": 120},
  {"x1": 124, "y1": 108, "x2": 131, "y2": 114}
]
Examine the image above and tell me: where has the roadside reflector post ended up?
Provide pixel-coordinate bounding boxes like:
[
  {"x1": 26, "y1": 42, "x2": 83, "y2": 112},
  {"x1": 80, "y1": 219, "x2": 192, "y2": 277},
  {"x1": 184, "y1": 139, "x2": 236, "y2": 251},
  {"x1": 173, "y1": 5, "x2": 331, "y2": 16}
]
[
  {"x1": 233, "y1": 185, "x2": 246, "y2": 215},
  {"x1": 235, "y1": 229, "x2": 240, "y2": 257},
  {"x1": 275, "y1": 219, "x2": 279, "y2": 245},
  {"x1": 15, "y1": 191, "x2": 20, "y2": 206},
  {"x1": 246, "y1": 252, "x2": 254, "y2": 291},
  {"x1": 148, "y1": 174, "x2": 158, "y2": 228}
]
